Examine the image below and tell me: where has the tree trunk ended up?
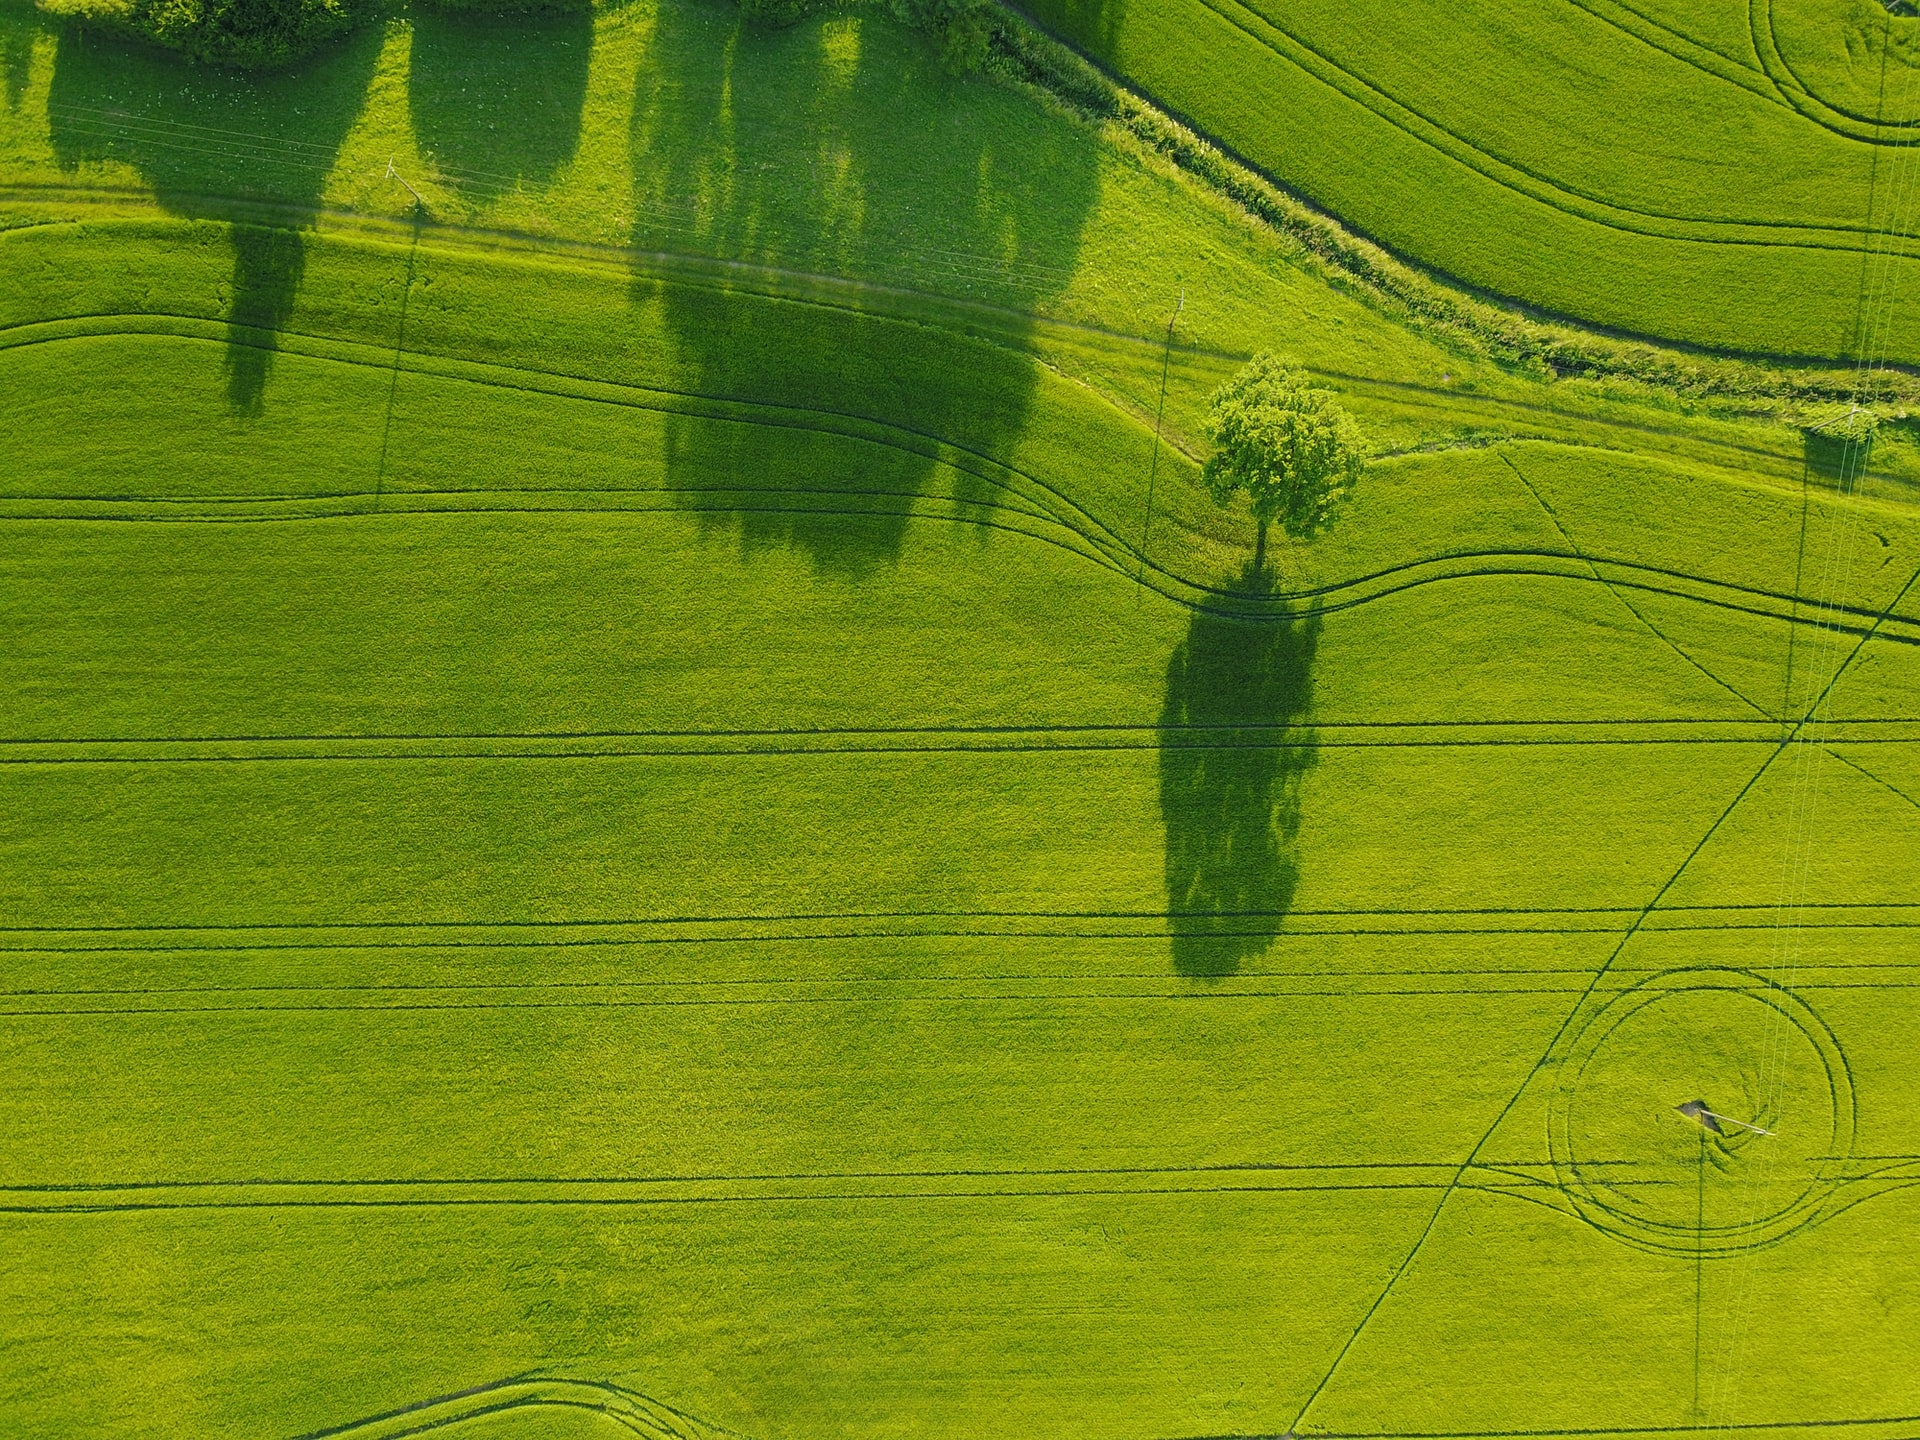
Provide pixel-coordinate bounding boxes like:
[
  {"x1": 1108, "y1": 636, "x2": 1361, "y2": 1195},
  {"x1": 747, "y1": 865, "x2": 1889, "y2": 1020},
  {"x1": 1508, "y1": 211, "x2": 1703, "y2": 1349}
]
[{"x1": 1253, "y1": 518, "x2": 1268, "y2": 575}]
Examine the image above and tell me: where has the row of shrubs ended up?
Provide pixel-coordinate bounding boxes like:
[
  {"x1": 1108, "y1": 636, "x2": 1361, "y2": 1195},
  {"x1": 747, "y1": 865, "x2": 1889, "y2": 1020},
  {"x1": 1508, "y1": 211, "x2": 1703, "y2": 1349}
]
[
  {"x1": 35, "y1": 0, "x2": 1000, "y2": 71},
  {"x1": 32, "y1": 0, "x2": 560, "y2": 69}
]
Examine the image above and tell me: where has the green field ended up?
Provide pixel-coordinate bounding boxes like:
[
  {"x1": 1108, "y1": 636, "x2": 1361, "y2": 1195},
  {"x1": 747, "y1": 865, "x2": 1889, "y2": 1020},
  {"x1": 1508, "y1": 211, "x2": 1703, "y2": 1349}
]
[
  {"x1": 1020, "y1": 0, "x2": 1920, "y2": 360},
  {"x1": 5, "y1": 1, "x2": 1920, "y2": 1437}
]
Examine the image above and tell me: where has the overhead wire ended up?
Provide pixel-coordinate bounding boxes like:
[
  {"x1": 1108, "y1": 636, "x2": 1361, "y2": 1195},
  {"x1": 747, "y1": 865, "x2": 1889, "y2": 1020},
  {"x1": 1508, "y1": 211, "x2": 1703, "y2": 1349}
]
[
  {"x1": 1703, "y1": 11, "x2": 1920, "y2": 1432},
  {"x1": 47, "y1": 102, "x2": 1088, "y2": 300}
]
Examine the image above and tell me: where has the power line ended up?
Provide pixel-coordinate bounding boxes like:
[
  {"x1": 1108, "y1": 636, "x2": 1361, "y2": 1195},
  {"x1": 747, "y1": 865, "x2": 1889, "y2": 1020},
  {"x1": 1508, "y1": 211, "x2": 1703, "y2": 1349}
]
[{"x1": 1135, "y1": 288, "x2": 1183, "y2": 600}]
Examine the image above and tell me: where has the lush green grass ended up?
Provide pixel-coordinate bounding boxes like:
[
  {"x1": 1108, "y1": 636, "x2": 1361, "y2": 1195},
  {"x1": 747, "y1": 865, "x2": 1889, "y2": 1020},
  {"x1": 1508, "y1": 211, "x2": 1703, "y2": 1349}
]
[
  {"x1": 5, "y1": 3, "x2": 1920, "y2": 1439},
  {"x1": 1018, "y1": 0, "x2": 1920, "y2": 361}
]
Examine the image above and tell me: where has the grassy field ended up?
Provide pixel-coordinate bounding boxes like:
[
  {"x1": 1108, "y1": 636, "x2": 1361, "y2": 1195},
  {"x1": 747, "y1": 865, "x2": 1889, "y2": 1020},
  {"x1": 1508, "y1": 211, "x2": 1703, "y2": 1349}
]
[
  {"x1": 1018, "y1": 0, "x2": 1920, "y2": 361},
  {"x1": 5, "y1": 2, "x2": 1920, "y2": 1438}
]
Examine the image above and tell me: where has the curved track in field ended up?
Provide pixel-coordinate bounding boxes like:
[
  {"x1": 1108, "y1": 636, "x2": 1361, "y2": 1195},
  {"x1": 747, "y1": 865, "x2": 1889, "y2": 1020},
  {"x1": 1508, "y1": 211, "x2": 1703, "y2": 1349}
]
[
  {"x1": 1556, "y1": 0, "x2": 1920, "y2": 146},
  {"x1": 291, "y1": 1375, "x2": 735, "y2": 1440},
  {"x1": 289, "y1": 1367, "x2": 1920, "y2": 1440},
  {"x1": 5, "y1": 315, "x2": 1913, "y2": 641},
  {"x1": 1747, "y1": 0, "x2": 1920, "y2": 142},
  {"x1": 1556, "y1": 0, "x2": 1785, "y2": 107},
  {"x1": 0, "y1": 198, "x2": 1894, "y2": 489},
  {"x1": 1088, "y1": 0, "x2": 1920, "y2": 252}
]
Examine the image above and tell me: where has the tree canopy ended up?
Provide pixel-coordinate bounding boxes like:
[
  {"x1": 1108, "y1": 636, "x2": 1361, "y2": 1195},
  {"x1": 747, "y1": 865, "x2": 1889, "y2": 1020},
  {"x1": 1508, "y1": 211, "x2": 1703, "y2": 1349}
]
[
  {"x1": 41, "y1": 0, "x2": 584, "y2": 67},
  {"x1": 1202, "y1": 352, "x2": 1365, "y2": 542},
  {"x1": 37, "y1": 0, "x2": 372, "y2": 67}
]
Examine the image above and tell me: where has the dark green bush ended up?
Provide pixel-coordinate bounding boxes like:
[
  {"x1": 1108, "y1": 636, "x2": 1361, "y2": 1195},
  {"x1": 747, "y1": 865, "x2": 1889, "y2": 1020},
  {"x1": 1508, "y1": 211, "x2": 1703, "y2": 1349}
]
[
  {"x1": 736, "y1": 0, "x2": 821, "y2": 24},
  {"x1": 890, "y1": 0, "x2": 991, "y2": 71},
  {"x1": 39, "y1": 0, "x2": 588, "y2": 67},
  {"x1": 38, "y1": 0, "x2": 375, "y2": 66}
]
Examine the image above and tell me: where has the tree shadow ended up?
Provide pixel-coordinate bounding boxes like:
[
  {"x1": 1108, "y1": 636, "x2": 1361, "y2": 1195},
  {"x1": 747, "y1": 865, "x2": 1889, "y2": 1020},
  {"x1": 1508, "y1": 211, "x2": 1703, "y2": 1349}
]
[
  {"x1": 2, "y1": 0, "x2": 33, "y2": 113},
  {"x1": 406, "y1": 4, "x2": 592, "y2": 203},
  {"x1": 1159, "y1": 564, "x2": 1320, "y2": 978},
  {"x1": 627, "y1": 1, "x2": 1099, "y2": 576},
  {"x1": 45, "y1": 23, "x2": 380, "y2": 413}
]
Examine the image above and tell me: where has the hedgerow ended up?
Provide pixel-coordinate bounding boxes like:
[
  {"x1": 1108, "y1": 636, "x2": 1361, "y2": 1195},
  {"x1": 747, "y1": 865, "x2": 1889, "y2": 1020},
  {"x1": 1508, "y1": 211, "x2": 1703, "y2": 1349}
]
[
  {"x1": 981, "y1": 8, "x2": 1920, "y2": 418},
  {"x1": 36, "y1": 0, "x2": 374, "y2": 66},
  {"x1": 37, "y1": 0, "x2": 583, "y2": 66}
]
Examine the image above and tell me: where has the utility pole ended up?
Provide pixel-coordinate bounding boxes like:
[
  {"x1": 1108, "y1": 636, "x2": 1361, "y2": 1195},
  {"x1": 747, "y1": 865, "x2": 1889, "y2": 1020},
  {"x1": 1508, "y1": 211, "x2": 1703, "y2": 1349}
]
[
  {"x1": 1136, "y1": 288, "x2": 1185, "y2": 599},
  {"x1": 386, "y1": 157, "x2": 428, "y2": 215}
]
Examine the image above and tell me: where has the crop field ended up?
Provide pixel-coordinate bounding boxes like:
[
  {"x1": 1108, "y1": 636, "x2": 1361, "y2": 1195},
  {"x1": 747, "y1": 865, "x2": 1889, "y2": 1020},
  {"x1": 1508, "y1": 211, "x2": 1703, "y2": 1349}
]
[
  {"x1": 5, "y1": 1, "x2": 1920, "y2": 1438},
  {"x1": 1021, "y1": 0, "x2": 1920, "y2": 360}
]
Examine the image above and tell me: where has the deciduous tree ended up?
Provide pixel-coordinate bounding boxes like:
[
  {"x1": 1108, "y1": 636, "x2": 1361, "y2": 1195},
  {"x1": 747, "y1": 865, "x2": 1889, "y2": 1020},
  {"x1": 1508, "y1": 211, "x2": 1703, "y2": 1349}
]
[{"x1": 1203, "y1": 352, "x2": 1365, "y2": 563}]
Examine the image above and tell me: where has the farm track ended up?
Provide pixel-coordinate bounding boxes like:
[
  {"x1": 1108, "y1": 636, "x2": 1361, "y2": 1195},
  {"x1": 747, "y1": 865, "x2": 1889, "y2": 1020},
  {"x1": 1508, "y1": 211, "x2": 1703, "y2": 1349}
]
[
  {"x1": 1555, "y1": 0, "x2": 1781, "y2": 106},
  {"x1": 1108, "y1": 0, "x2": 1920, "y2": 250},
  {"x1": 0, "y1": 196, "x2": 1891, "y2": 494},
  {"x1": 1510, "y1": 0, "x2": 1920, "y2": 148},
  {"x1": 4, "y1": 971, "x2": 1918, "y2": 1014},
  {"x1": 1745, "y1": 0, "x2": 1920, "y2": 140},
  {"x1": 5, "y1": 322, "x2": 1913, "y2": 631},
  {"x1": 0, "y1": 184, "x2": 1163, "y2": 369},
  {"x1": 0, "y1": 722, "x2": 1918, "y2": 765},
  {"x1": 306, "y1": 1389, "x2": 1920, "y2": 1440},
  {"x1": 0, "y1": 1164, "x2": 1750, "y2": 1214},
  {"x1": 7, "y1": 907, "x2": 1920, "y2": 949},
  {"x1": 288, "y1": 1376, "x2": 735, "y2": 1440},
  {"x1": 4, "y1": 1149, "x2": 1917, "y2": 1253}
]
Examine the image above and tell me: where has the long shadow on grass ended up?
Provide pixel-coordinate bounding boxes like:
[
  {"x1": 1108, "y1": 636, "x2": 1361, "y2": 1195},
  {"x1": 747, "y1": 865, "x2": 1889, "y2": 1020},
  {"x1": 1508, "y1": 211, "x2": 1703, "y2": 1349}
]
[
  {"x1": 1160, "y1": 563, "x2": 1319, "y2": 978},
  {"x1": 47, "y1": 23, "x2": 380, "y2": 414},
  {"x1": 2, "y1": 0, "x2": 33, "y2": 112},
  {"x1": 407, "y1": 3, "x2": 591, "y2": 203},
  {"x1": 627, "y1": 0, "x2": 1099, "y2": 576}
]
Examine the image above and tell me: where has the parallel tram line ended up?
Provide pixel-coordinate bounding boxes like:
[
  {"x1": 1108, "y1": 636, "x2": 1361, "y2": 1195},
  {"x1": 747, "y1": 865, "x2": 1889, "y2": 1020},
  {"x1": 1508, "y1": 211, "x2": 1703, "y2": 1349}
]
[
  {"x1": 5, "y1": 1159, "x2": 1919, "y2": 1231},
  {"x1": 3, "y1": 719, "x2": 1919, "y2": 766},
  {"x1": 7, "y1": 337, "x2": 1912, "y2": 629},
  {"x1": 1122, "y1": 0, "x2": 1920, "y2": 248},
  {"x1": 4, "y1": 215, "x2": 1907, "y2": 490}
]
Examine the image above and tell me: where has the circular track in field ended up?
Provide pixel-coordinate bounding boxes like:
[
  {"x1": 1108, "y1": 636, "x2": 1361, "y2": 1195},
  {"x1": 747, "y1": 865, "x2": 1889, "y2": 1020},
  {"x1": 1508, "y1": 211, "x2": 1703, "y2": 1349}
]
[
  {"x1": 1754, "y1": 0, "x2": 1920, "y2": 139},
  {"x1": 1549, "y1": 968, "x2": 1854, "y2": 1255}
]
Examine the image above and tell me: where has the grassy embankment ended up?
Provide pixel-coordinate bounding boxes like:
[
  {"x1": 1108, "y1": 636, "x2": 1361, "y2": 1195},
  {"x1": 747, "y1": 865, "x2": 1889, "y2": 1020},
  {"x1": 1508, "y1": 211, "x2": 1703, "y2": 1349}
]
[{"x1": 1019, "y1": 0, "x2": 1920, "y2": 362}]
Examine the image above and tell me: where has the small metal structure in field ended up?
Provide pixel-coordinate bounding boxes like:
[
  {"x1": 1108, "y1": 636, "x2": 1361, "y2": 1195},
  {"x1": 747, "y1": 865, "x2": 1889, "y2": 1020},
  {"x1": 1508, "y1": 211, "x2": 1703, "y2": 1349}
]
[
  {"x1": 385, "y1": 157, "x2": 429, "y2": 216},
  {"x1": 1676, "y1": 1099, "x2": 1774, "y2": 1137}
]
